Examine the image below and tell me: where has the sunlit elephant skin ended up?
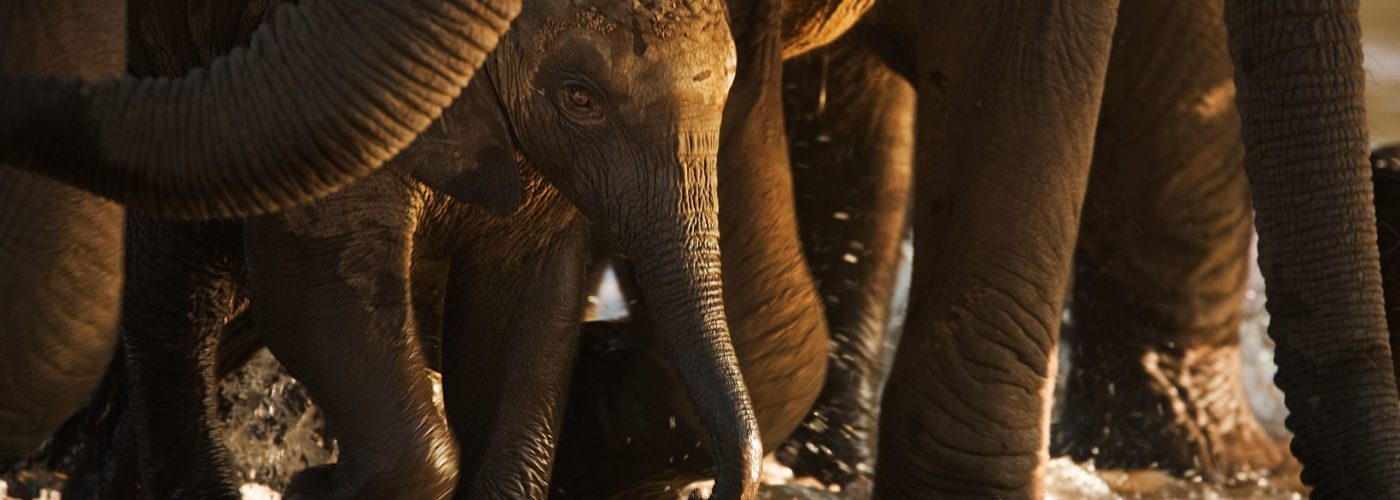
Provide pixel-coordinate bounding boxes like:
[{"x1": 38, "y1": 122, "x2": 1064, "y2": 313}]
[
  {"x1": 1054, "y1": 0, "x2": 1282, "y2": 479},
  {"x1": 0, "y1": 0, "x2": 126, "y2": 463},
  {"x1": 0, "y1": 0, "x2": 520, "y2": 218},
  {"x1": 833, "y1": 0, "x2": 1400, "y2": 497},
  {"x1": 548, "y1": 0, "x2": 830, "y2": 496},
  {"x1": 115, "y1": 0, "x2": 755, "y2": 498}
]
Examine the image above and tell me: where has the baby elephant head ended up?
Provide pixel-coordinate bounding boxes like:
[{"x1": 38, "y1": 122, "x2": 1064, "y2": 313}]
[{"x1": 402, "y1": 0, "x2": 761, "y2": 497}]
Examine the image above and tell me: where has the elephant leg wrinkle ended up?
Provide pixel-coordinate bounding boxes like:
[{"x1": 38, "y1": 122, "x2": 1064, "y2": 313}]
[
  {"x1": 866, "y1": 0, "x2": 1120, "y2": 497},
  {"x1": 1226, "y1": 0, "x2": 1400, "y2": 495},
  {"x1": 1057, "y1": 0, "x2": 1283, "y2": 479}
]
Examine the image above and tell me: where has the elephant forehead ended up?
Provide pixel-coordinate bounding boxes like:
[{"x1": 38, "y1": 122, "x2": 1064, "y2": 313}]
[
  {"x1": 568, "y1": 0, "x2": 729, "y2": 34},
  {"x1": 520, "y1": 1, "x2": 734, "y2": 66}
]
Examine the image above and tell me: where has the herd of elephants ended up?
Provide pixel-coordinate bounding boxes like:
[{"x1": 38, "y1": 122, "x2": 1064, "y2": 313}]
[{"x1": 4, "y1": 0, "x2": 1400, "y2": 498}]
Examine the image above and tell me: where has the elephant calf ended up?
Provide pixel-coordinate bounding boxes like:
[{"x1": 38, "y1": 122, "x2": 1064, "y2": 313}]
[{"x1": 117, "y1": 0, "x2": 761, "y2": 499}]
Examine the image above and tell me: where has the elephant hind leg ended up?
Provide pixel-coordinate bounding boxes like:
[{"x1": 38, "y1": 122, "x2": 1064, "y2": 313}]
[
  {"x1": 121, "y1": 218, "x2": 245, "y2": 499},
  {"x1": 776, "y1": 38, "x2": 914, "y2": 488},
  {"x1": 1055, "y1": 0, "x2": 1283, "y2": 479},
  {"x1": 440, "y1": 224, "x2": 591, "y2": 500}
]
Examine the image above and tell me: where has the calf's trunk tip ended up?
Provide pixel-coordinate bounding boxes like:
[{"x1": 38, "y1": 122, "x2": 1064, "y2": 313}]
[{"x1": 620, "y1": 219, "x2": 761, "y2": 499}]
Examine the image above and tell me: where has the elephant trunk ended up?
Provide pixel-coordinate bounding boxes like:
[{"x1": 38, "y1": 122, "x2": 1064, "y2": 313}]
[
  {"x1": 0, "y1": 0, "x2": 520, "y2": 219},
  {"x1": 1225, "y1": 0, "x2": 1400, "y2": 494},
  {"x1": 613, "y1": 135, "x2": 761, "y2": 500}
]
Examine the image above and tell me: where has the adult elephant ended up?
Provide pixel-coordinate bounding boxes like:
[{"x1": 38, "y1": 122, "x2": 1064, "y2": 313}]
[
  {"x1": 824, "y1": 0, "x2": 1400, "y2": 497},
  {"x1": 0, "y1": 0, "x2": 520, "y2": 462}
]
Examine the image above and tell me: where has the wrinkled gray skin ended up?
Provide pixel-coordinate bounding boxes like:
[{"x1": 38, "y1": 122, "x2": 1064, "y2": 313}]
[
  {"x1": 115, "y1": 1, "x2": 759, "y2": 499},
  {"x1": 0, "y1": 0, "x2": 520, "y2": 463},
  {"x1": 823, "y1": 0, "x2": 1400, "y2": 497}
]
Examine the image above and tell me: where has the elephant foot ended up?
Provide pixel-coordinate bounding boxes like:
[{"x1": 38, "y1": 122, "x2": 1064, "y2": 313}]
[
  {"x1": 1053, "y1": 343, "x2": 1285, "y2": 481},
  {"x1": 775, "y1": 388, "x2": 877, "y2": 487},
  {"x1": 283, "y1": 428, "x2": 459, "y2": 500}
]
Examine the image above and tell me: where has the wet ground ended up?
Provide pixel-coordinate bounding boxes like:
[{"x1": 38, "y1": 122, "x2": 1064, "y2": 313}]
[{"x1": 5, "y1": 5, "x2": 1400, "y2": 499}]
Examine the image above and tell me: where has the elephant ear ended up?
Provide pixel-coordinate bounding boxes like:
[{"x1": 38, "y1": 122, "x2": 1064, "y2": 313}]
[{"x1": 399, "y1": 75, "x2": 522, "y2": 216}]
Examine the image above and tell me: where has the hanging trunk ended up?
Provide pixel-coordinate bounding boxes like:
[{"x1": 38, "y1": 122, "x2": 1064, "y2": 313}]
[
  {"x1": 1225, "y1": 0, "x2": 1400, "y2": 495},
  {"x1": 619, "y1": 214, "x2": 762, "y2": 500},
  {"x1": 0, "y1": 0, "x2": 520, "y2": 219}
]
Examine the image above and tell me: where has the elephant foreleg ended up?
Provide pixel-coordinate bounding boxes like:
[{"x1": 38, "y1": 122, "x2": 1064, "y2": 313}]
[
  {"x1": 777, "y1": 38, "x2": 914, "y2": 487},
  {"x1": 243, "y1": 177, "x2": 457, "y2": 500},
  {"x1": 873, "y1": 1, "x2": 1119, "y2": 497},
  {"x1": 121, "y1": 218, "x2": 244, "y2": 499},
  {"x1": 1054, "y1": 0, "x2": 1283, "y2": 479},
  {"x1": 0, "y1": 0, "x2": 125, "y2": 461},
  {"x1": 441, "y1": 222, "x2": 591, "y2": 500}
]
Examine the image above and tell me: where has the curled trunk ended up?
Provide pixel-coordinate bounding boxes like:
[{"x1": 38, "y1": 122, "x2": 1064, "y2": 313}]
[
  {"x1": 0, "y1": 0, "x2": 520, "y2": 218},
  {"x1": 1225, "y1": 0, "x2": 1400, "y2": 495}
]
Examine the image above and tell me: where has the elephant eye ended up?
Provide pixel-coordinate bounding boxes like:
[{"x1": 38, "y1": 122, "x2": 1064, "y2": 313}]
[{"x1": 556, "y1": 83, "x2": 604, "y2": 122}]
